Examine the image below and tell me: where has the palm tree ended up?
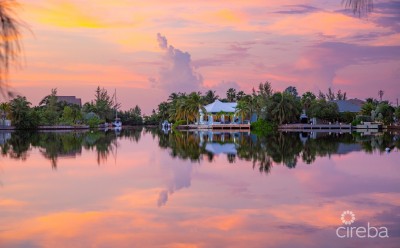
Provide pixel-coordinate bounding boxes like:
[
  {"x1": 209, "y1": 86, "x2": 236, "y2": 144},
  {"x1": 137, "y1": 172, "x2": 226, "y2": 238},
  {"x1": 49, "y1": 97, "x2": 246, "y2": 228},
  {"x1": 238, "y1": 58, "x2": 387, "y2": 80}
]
[
  {"x1": 157, "y1": 101, "x2": 170, "y2": 121},
  {"x1": 270, "y1": 93, "x2": 301, "y2": 125},
  {"x1": 168, "y1": 92, "x2": 179, "y2": 102},
  {"x1": 236, "y1": 91, "x2": 246, "y2": 101},
  {"x1": 185, "y1": 92, "x2": 207, "y2": 124},
  {"x1": 378, "y1": 90, "x2": 384, "y2": 102},
  {"x1": 235, "y1": 100, "x2": 251, "y2": 124},
  {"x1": 226, "y1": 88, "x2": 236, "y2": 102},
  {"x1": 203, "y1": 90, "x2": 218, "y2": 104},
  {"x1": 173, "y1": 97, "x2": 188, "y2": 123},
  {"x1": 0, "y1": 1, "x2": 22, "y2": 93},
  {"x1": 9, "y1": 95, "x2": 31, "y2": 127},
  {"x1": 301, "y1": 91, "x2": 316, "y2": 111},
  {"x1": 0, "y1": 101, "x2": 10, "y2": 118},
  {"x1": 342, "y1": 0, "x2": 373, "y2": 17}
]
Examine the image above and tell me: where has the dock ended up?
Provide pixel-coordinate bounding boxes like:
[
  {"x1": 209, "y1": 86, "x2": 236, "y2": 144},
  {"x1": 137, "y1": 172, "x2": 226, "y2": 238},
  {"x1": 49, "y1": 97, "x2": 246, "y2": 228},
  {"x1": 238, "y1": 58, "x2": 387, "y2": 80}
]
[
  {"x1": 179, "y1": 124, "x2": 251, "y2": 130},
  {"x1": 279, "y1": 124, "x2": 351, "y2": 130}
]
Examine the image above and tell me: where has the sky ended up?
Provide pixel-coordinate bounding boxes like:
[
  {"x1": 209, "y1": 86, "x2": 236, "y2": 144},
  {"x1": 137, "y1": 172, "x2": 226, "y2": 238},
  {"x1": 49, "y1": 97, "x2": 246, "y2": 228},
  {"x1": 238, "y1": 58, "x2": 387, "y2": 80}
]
[{"x1": 7, "y1": 0, "x2": 400, "y2": 113}]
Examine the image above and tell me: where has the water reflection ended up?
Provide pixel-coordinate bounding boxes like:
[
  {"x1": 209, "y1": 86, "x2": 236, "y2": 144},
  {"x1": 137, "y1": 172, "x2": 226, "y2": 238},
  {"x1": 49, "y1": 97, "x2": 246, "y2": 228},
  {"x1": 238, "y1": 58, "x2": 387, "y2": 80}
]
[
  {"x1": 0, "y1": 129, "x2": 399, "y2": 247},
  {"x1": 147, "y1": 129, "x2": 399, "y2": 174},
  {"x1": 1, "y1": 129, "x2": 399, "y2": 171},
  {"x1": 0, "y1": 128, "x2": 143, "y2": 168}
]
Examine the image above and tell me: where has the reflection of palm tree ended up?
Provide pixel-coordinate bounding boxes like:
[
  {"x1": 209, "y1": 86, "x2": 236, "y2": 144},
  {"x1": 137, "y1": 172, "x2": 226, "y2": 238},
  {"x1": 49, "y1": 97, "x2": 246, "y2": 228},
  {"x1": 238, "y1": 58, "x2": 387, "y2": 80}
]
[
  {"x1": 227, "y1": 153, "x2": 236, "y2": 163},
  {"x1": 0, "y1": 1, "x2": 22, "y2": 91},
  {"x1": 342, "y1": 0, "x2": 373, "y2": 16}
]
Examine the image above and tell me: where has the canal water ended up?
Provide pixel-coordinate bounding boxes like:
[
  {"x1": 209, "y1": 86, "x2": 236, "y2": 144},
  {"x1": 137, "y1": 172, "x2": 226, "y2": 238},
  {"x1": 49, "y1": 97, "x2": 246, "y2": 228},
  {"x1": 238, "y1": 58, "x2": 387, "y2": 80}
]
[{"x1": 0, "y1": 128, "x2": 399, "y2": 247}]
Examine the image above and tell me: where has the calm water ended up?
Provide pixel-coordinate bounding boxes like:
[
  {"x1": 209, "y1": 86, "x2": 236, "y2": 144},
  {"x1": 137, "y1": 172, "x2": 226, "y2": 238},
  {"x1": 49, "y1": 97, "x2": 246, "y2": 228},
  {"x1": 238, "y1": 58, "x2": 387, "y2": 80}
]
[{"x1": 0, "y1": 128, "x2": 399, "y2": 248}]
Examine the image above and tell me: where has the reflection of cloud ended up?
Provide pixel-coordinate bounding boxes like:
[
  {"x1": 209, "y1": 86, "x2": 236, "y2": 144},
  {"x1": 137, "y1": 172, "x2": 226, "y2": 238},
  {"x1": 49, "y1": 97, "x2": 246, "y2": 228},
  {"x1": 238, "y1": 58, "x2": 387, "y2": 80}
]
[
  {"x1": 295, "y1": 157, "x2": 400, "y2": 198},
  {"x1": 373, "y1": 207, "x2": 400, "y2": 237},
  {"x1": 157, "y1": 157, "x2": 193, "y2": 207},
  {"x1": 157, "y1": 190, "x2": 168, "y2": 207},
  {"x1": 153, "y1": 33, "x2": 203, "y2": 93}
]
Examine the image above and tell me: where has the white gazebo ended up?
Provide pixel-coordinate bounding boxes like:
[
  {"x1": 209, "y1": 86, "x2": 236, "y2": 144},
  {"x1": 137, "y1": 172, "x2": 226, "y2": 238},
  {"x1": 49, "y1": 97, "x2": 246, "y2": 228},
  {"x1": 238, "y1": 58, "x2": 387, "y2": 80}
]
[{"x1": 199, "y1": 100, "x2": 237, "y2": 124}]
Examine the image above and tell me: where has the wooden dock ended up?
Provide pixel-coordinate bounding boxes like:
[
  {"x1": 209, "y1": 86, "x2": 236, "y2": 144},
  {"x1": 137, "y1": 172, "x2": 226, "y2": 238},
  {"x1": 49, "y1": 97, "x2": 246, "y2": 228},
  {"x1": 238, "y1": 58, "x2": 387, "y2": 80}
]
[
  {"x1": 279, "y1": 124, "x2": 351, "y2": 130},
  {"x1": 180, "y1": 124, "x2": 251, "y2": 130}
]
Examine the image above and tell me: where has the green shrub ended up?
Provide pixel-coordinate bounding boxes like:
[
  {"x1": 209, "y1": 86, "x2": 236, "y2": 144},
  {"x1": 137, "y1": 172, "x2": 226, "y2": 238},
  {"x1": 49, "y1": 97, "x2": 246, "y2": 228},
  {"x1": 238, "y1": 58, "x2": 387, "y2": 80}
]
[
  {"x1": 172, "y1": 120, "x2": 187, "y2": 129},
  {"x1": 86, "y1": 116, "x2": 101, "y2": 128},
  {"x1": 351, "y1": 119, "x2": 361, "y2": 126},
  {"x1": 251, "y1": 119, "x2": 276, "y2": 135},
  {"x1": 339, "y1": 112, "x2": 357, "y2": 124}
]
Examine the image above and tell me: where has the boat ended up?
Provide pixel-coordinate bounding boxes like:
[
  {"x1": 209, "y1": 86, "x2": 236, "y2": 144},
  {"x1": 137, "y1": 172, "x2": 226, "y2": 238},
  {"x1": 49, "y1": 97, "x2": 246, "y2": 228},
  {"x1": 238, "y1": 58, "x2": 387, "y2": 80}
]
[
  {"x1": 161, "y1": 120, "x2": 171, "y2": 133},
  {"x1": 113, "y1": 118, "x2": 122, "y2": 128},
  {"x1": 112, "y1": 89, "x2": 122, "y2": 128}
]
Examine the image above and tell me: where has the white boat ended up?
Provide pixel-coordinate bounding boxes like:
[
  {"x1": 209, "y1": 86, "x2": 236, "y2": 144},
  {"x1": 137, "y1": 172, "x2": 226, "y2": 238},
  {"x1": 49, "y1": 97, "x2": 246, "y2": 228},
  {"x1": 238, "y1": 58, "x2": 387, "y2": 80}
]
[
  {"x1": 113, "y1": 118, "x2": 122, "y2": 128},
  {"x1": 112, "y1": 89, "x2": 122, "y2": 128}
]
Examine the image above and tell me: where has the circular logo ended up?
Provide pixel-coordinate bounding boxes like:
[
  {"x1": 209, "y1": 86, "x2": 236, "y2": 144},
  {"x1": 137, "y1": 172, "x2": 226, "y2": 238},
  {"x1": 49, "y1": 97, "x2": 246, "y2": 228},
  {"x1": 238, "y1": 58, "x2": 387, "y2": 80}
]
[{"x1": 341, "y1": 210, "x2": 356, "y2": 225}]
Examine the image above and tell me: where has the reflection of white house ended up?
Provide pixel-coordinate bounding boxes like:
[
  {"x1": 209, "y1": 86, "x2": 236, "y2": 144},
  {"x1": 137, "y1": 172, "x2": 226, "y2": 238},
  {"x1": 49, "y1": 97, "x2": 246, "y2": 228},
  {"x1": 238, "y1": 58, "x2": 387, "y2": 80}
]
[
  {"x1": 205, "y1": 143, "x2": 237, "y2": 155},
  {"x1": 200, "y1": 100, "x2": 237, "y2": 124},
  {"x1": 0, "y1": 132, "x2": 11, "y2": 145}
]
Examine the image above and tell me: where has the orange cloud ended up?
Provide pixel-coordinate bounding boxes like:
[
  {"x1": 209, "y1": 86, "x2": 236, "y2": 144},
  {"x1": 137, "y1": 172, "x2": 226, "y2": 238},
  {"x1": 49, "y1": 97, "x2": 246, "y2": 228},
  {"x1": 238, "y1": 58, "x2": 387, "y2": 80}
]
[
  {"x1": 25, "y1": 1, "x2": 108, "y2": 28},
  {"x1": 213, "y1": 9, "x2": 247, "y2": 25},
  {"x1": 0, "y1": 199, "x2": 27, "y2": 208},
  {"x1": 10, "y1": 63, "x2": 149, "y2": 88}
]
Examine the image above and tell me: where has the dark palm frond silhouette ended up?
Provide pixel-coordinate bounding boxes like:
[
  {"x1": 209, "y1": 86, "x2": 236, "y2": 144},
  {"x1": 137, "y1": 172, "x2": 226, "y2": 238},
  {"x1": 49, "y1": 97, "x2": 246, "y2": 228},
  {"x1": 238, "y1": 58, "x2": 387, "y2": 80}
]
[
  {"x1": 0, "y1": 0, "x2": 22, "y2": 96},
  {"x1": 342, "y1": 0, "x2": 373, "y2": 17}
]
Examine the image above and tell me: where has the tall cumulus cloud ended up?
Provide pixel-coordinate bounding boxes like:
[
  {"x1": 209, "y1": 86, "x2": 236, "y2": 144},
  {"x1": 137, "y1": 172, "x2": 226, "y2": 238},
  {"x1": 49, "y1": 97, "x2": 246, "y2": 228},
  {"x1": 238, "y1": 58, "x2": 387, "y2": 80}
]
[{"x1": 152, "y1": 33, "x2": 203, "y2": 92}]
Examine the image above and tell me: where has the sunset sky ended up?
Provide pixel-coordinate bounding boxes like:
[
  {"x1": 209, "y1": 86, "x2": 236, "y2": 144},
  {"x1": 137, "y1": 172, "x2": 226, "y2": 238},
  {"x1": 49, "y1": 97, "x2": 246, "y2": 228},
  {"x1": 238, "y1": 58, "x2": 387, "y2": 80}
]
[{"x1": 9, "y1": 0, "x2": 400, "y2": 113}]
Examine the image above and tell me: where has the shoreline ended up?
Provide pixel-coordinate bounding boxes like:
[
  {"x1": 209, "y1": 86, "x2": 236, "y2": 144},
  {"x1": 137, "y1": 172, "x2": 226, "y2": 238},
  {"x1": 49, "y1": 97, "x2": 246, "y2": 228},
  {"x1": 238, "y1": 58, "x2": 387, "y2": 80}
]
[{"x1": 0, "y1": 125, "x2": 148, "y2": 131}]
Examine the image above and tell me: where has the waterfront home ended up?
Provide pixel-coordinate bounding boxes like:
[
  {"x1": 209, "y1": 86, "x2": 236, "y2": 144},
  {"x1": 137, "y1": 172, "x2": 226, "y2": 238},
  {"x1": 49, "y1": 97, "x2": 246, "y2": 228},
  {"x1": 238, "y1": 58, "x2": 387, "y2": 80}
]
[{"x1": 199, "y1": 100, "x2": 238, "y2": 124}]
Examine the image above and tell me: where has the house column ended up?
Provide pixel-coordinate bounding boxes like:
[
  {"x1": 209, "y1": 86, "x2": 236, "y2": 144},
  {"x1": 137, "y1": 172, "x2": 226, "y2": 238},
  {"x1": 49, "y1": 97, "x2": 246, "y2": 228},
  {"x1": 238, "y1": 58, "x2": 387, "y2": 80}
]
[{"x1": 208, "y1": 114, "x2": 213, "y2": 124}]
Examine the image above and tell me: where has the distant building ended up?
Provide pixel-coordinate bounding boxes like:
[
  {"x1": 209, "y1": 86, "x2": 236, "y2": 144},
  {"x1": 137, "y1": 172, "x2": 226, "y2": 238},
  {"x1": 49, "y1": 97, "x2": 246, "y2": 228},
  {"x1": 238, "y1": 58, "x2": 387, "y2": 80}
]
[
  {"x1": 56, "y1": 96, "x2": 82, "y2": 107},
  {"x1": 331, "y1": 99, "x2": 363, "y2": 113}
]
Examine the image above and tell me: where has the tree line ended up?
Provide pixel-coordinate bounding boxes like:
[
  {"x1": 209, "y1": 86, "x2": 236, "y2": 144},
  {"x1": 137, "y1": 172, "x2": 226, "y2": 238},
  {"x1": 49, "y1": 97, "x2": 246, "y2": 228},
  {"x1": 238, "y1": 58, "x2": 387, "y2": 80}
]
[
  {"x1": 144, "y1": 81, "x2": 400, "y2": 128},
  {"x1": 0, "y1": 87, "x2": 143, "y2": 129},
  {"x1": 1, "y1": 83, "x2": 399, "y2": 129}
]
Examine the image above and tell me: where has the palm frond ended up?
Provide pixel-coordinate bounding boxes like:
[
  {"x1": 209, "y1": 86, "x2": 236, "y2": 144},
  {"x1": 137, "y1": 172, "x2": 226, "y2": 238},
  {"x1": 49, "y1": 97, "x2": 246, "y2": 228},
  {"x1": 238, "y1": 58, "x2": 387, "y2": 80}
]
[
  {"x1": 342, "y1": 0, "x2": 373, "y2": 17},
  {"x1": 0, "y1": 0, "x2": 23, "y2": 97}
]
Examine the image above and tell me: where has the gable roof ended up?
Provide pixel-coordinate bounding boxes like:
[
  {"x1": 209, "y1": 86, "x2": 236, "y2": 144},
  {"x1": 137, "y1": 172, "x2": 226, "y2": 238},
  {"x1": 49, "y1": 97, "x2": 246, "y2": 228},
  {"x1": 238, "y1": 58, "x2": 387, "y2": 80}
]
[
  {"x1": 203, "y1": 100, "x2": 237, "y2": 113},
  {"x1": 331, "y1": 99, "x2": 363, "y2": 113}
]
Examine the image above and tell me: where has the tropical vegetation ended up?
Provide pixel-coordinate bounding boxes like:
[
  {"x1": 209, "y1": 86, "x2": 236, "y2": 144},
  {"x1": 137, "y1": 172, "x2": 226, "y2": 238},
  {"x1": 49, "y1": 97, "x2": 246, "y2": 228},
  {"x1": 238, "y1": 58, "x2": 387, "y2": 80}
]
[{"x1": 0, "y1": 86, "x2": 143, "y2": 129}]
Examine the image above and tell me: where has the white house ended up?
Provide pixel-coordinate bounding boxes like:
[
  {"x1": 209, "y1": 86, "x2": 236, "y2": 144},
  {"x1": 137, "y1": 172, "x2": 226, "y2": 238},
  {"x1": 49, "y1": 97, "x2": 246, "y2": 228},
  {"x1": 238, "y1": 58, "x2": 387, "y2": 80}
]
[{"x1": 200, "y1": 100, "x2": 237, "y2": 124}]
